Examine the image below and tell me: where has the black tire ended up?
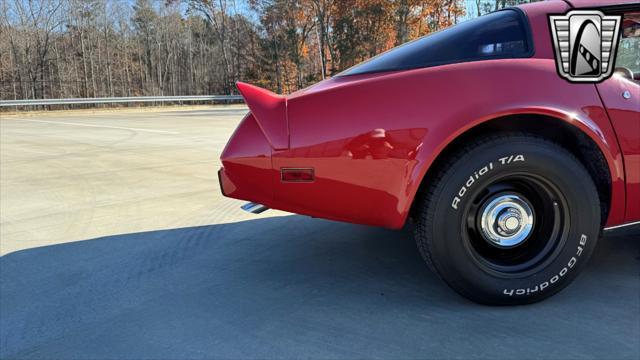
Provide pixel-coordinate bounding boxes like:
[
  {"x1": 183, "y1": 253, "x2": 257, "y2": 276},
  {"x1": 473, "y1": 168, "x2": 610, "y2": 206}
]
[{"x1": 414, "y1": 134, "x2": 601, "y2": 305}]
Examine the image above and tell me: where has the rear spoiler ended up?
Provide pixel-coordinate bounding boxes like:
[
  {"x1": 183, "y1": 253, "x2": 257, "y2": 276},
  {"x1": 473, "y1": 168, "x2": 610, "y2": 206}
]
[{"x1": 236, "y1": 82, "x2": 289, "y2": 150}]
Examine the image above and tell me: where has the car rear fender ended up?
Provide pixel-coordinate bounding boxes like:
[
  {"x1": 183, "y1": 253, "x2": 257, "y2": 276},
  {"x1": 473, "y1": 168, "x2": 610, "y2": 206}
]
[{"x1": 407, "y1": 107, "x2": 626, "y2": 228}]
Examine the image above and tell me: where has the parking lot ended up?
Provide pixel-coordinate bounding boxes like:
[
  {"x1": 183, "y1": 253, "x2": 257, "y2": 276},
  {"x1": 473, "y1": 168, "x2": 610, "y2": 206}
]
[{"x1": 1, "y1": 107, "x2": 638, "y2": 359}]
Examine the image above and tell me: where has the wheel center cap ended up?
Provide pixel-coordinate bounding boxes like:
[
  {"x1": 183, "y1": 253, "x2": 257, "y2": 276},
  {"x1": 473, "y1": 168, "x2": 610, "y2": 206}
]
[
  {"x1": 504, "y1": 216, "x2": 520, "y2": 231},
  {"x1": 498, "y1": 209, "x2": 522, "y2": 234},
  {"x1": 480, "y1": 194, "x2": 534, "y2": 248}
]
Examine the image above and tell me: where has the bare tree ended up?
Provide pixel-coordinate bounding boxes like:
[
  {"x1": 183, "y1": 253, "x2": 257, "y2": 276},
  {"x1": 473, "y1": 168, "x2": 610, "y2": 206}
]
[
  {"x1": 2, "y1": 0, "x2": 65, "y2": 99},
  {"x1": 4, "y1": 0, "x2": 529, "y2": 104}
]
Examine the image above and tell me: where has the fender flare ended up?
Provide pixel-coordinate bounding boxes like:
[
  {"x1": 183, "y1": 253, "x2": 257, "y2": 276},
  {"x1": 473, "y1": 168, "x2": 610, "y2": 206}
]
[{"x1": 402, "y1": 107, "x2": 625, "y2": 227}]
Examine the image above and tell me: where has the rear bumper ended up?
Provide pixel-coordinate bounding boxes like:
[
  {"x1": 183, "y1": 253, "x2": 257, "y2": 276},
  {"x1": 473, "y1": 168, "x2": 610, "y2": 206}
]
[{"x1": 219, "y1": 113, "x2": 274, "y2": 206}]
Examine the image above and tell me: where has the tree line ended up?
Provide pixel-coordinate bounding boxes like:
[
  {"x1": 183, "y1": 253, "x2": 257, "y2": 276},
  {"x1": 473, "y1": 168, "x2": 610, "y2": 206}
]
[{"x1": 0, "y1": 0, "x2": 536, "y2": 101}]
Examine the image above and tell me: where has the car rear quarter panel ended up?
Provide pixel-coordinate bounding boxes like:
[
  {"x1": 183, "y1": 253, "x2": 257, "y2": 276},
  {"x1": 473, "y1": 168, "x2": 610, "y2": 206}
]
[{"x1": 275, "y1": 59, "x2": 625, "y2": 228}]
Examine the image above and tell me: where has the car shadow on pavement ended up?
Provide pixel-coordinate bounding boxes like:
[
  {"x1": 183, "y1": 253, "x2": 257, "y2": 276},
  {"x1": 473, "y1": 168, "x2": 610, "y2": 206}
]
[{"x1": 1, "y1": 215, "x2": 638, "y2": 359}]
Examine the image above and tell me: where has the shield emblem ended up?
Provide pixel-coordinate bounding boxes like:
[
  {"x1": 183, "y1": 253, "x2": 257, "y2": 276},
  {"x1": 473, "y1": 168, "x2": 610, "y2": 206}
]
[{"x1": 549, "y1": 10, "x2": 622, "y2": 83}]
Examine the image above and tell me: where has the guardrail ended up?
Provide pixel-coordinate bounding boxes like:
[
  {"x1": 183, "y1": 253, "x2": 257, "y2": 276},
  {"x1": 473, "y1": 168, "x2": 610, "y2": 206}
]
[{"x1": 0, "y1": 95, "x2": 244, "y2": 107}]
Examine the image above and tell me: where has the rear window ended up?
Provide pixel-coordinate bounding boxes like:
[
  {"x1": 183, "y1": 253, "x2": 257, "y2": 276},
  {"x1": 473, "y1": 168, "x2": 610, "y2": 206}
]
[{"x1": 340, "y1": 9, "x2": 533, "y2": 76}]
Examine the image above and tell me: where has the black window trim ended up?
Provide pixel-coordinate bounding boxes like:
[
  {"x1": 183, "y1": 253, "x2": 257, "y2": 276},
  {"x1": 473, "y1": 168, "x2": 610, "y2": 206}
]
[
  {"x1": 338, "y1": 7, "x2": 536, "y2": 77},
  {"x1": 596, "y1": 4, "x2": 640, "y2": 14}
]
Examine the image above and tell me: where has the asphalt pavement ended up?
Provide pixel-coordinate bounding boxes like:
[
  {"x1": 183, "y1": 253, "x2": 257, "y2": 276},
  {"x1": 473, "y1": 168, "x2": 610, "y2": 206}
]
[{"x1": 0, "y1": 107, "x2": 638, "y2": 359}]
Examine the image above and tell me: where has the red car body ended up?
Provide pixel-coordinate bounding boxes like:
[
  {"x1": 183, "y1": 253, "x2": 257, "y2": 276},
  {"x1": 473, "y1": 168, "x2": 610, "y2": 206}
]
[{"x1": 219, "y1": 0, "x2": 639, "y2": 230}]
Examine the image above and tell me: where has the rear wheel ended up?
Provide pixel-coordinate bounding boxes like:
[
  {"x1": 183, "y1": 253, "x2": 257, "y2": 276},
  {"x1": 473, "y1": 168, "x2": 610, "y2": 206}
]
[{"x1": 414, "y1": 134, "x2": 601, "y2": 305}]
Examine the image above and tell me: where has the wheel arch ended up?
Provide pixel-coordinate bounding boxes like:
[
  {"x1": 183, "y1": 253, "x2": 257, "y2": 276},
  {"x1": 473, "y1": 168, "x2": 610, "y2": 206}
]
[{"x1": 407, "y1": 110, "x2": 625, "y2": 228}]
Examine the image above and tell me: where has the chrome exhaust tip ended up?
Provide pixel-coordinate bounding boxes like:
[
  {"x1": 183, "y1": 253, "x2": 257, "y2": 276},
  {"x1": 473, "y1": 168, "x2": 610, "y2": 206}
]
[{"x1": 241, "y1": 202, "x2": 269, "y2": 214}]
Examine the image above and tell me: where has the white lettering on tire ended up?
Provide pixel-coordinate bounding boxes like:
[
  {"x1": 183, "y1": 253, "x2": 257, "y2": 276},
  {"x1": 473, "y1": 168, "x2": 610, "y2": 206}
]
[
  {"x1": 451, "y1": 154, "x2": 525, "y2": 210},
  {"x1": 503, "y1": 235, "x2": 588, "y2": 297}
]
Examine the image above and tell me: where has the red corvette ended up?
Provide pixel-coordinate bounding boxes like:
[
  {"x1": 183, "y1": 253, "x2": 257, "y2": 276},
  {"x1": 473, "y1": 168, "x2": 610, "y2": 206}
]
[{"x1": 220, "y1": 0, "x2": 639, "y2": 304}]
